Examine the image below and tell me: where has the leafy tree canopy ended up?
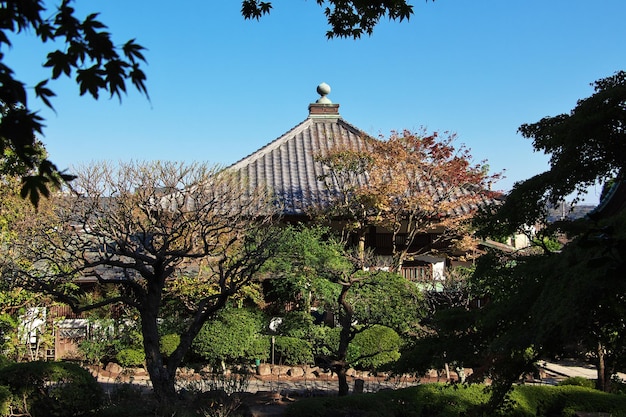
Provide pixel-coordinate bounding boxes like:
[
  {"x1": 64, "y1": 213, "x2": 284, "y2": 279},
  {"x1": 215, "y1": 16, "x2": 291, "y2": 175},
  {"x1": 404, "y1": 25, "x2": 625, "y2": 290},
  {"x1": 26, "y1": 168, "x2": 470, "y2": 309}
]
[
  {"x1": 480, "y1": 71, "x2": 626, "y2": 237},
  {"x1": 315, "y1": 129, "x2": 499, "y2": 270},
  {"x1": 453, "y1": 72, "x2": 626, "y2": 405},
  {"x1": 242, "y1": 0, "x2": 427, "y2": 39},
  {"x1": 0, "y1": 0, "x2": 147, "y2": 204}
]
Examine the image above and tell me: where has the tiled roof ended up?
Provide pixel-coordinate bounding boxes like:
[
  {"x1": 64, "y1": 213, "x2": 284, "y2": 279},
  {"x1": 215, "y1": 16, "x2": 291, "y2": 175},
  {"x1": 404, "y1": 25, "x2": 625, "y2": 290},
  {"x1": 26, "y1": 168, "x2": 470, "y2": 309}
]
[
  {"x1": 227, "y1": 83, "x2": 495, "y2": 217},
  {"x1": 228, "y1": 109, "x2": 371, "y2": 215}
]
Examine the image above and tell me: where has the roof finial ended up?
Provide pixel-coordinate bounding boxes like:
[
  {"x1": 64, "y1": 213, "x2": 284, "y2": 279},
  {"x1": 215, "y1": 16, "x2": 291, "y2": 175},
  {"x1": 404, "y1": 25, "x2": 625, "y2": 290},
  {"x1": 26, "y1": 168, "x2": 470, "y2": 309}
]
[{"x1": 316, "y1": 82, "x2": 332, "y2": 104}]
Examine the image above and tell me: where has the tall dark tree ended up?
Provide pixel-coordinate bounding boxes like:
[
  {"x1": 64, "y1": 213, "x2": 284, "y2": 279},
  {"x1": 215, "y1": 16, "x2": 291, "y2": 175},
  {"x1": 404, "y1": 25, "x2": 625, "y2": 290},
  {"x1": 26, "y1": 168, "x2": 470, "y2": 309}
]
[
  {"x1": 481, "y1": 71, "x2": 626, "y2": 237},
  {"x1": 449, "y1": 71, "x2": 626, "y2": 406}
]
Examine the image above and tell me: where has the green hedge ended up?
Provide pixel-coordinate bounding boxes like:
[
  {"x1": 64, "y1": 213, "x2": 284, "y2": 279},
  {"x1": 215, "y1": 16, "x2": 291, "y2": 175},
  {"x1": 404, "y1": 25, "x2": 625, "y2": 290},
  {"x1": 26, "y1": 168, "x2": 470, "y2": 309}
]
[
  {"x1": 0, "y1": 385, "x2": 10, "y2": 416},
  {"x1": 284, "y1": 383, "x2": 626, "y2": 417},
  {"x1": 0, "y1": 361, "x2": 103, "y2": 417},
  {"x1": 115, "y1": 348, "x2": 145, "y2": 367},
  {"x1": 512, "y1": 385, "x2": 624, "y2": 417},
  {"x1": 192, "y1": 306, "x2": 269, "y2": 365},
  {"x1": 160, "y1": 333, "x2": 180, "y2": 358},
  {"x1": 558, "y1": 376, "x2": 596, "y2": 389},
  {"x1": 274, "y1": 336, "x2": 314, "y2": 365},
  {"x1": 348, "y1": 325, "x2": 401, "y2": 370}
]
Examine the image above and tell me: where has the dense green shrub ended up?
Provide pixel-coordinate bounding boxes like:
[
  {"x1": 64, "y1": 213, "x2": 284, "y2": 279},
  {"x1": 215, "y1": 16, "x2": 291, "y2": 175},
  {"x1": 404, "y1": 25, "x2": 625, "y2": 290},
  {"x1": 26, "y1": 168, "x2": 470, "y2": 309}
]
[
  {"x1": 0, "y1": 385, "x2": 10, "y2": 416},
  {"x1": 249, "y1": 336, "x2": 271, "y2": 361},
  {"x1": 192, "y1": 306, "x2": 268, "y2": 365},
  {"x1": 78, "y1": 319, "x2": 140, "y2": 365},
  {"x1": 348, "y1": 325, "x2": 402, "y2": 370},
  {"x1": 0, "y1": 361, "x2": 103, "y2": 417},
  {"x1": 274, "y1": 336, "x2": 314, "y2": 365},
  {"x1": 320, "y1": 325, "x2": 402, "y2": 371},
  {"x1": 279, "y1": 310, "x2": 316, "y2": 339},
  {"x1": 115, "y1": 348, "x2": 146, "y2": 367},
  {"x1": 0, "y1": 356, "x2": 11, "y2": 369},
  {"x1": 558, "y1": 376, "x2": 596, "y2": 389},
  {"x1": 160, "y1": 333, "x2": 180, "y2": 357},
  {"x1": 284, "y1": 384, "x2": 626, "y2": 417},
  {"x1": 512, "y1": 385, "x2": 626, "y2": 417}
]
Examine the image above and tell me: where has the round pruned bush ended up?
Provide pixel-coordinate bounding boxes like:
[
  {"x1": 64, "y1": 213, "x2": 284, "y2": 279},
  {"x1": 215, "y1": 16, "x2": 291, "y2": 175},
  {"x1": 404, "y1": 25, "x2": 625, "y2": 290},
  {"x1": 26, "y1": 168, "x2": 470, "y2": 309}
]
[
  {"x1": 115, "y1": 348, "x2": 146, "y2": 368},
  {"x1": 0, "y1": 385, "x2": 10, "y2": 416},
  {"x1": 0, "y1": 361, "x2": 103, "y2": 417},
  {"x1": 321, "y1": 325, "x2": 402, "y2": 371},
  {"x1": 348, "y1": 325, "x2": 402, "y2": 370},
  {"x1": 274, "y1": 336, "x2": 314, "y2": 365},
  {"x1": 558, "y1": 376, "x2": 596, "y2": 389},
  {"x1": 192, "y1": 306, "x2": 269, "y2": 366},
  {"x1": 160, "y1": 333, "x2": 180, "y2": 358},
  {"x1": 278, "y1": 310, "x2": 316, "y2": 339}
]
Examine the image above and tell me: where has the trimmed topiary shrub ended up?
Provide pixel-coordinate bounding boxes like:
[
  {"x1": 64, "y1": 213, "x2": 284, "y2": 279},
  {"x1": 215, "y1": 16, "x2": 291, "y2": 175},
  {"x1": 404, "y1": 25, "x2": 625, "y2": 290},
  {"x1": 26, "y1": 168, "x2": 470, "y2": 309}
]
[
  {"x1": 192, "y1": 306, "x2": 268, "y2": 366},
  {"x1": 558, "y1": 376, "x2": 596, "y2": 389},
  {"x1": 279, "y1": 310, "x2": 316, "y2": 339},
  {"x1": 160, "y1": 333, "x2": 180, "y2": 357},
  {"x1": 115, "y1": 348, "x2": 146, "y2": 367},
  {"x1": 348, "y1": 325, "x2": 402, "y2": 370},
  {"x1": 274, "y1": 336, "x2": 314, "y2": 365},
  {"x1": 0, "y1": 385, "x2": 10, "y2": 416},
  {"x1": 321, "y1": 325, "x2": 402, "y2": 371},
  {"x1": 284, "y1": 384, "x2": 626, "y2": 417},
  {"x1": 0, "y1": 361, "x2": 103, "y2": 417}
]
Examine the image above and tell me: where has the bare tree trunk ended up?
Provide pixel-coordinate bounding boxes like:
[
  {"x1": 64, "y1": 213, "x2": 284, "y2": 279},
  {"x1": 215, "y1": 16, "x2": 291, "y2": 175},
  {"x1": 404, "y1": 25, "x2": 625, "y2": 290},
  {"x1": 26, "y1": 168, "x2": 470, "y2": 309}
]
[
  {"x1": 140, "y1": 277, "x2": 178, "y2": 406},
  {"x1": 336, "y1": 283, "x2": 353, "y2": 396},
  {"x1": 142, "y1": 317, "x2": 177, "y2": 404},
  {"x1": 336, "y1": 363, "x2": 350, "y2": 396},
  {"x1": 596, "y1": 340, "x2": 612, "y2": 392},
  {"x1": 596, "y1": 340, "x2": 607, "y2": 391},
  {"x1": 357, "y1": 229, "x2": 366, "y2": 266}
]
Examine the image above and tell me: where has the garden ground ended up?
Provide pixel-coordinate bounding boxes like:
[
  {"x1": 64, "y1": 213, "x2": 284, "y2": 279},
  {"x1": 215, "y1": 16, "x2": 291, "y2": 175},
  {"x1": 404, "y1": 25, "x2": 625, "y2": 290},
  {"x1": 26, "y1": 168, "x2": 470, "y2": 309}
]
[{"x1": 88, "y1": 360, "x2": 625, "y2": 417}]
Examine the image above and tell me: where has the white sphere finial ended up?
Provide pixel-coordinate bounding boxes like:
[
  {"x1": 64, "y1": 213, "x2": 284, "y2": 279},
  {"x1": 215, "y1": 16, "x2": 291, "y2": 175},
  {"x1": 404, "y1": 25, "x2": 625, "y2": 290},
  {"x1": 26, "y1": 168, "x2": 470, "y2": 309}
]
[{"x1": 316, "y1": 82, "x2": 332, "y2": 104}]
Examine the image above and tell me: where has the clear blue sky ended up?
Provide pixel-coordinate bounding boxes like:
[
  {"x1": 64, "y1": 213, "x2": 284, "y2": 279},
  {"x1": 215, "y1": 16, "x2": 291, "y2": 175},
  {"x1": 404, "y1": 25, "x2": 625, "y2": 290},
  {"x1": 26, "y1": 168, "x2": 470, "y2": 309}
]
[{"x1": 6, "y1": 0, "x2": 626, "y2": 203}]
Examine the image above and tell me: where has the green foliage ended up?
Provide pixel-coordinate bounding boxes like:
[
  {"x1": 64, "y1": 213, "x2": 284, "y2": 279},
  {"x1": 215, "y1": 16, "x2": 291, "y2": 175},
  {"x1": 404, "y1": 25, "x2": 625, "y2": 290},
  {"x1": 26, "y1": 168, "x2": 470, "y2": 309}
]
[
  {"x1": 274, "y1": 336, "x2": 314, "y2": 365},
  {"x1": 472, "y1": 213, "x2": 626, "y2": 396},
  {"x1": 0, "y1": 385, "x2": 9, "y2": 416},
  {"x1": 0, "y1": 1, "x2": 148, "y2": 204},
  {"x1": 513, "y1": 385, "x2": 626, "y2": 417},
  {"x1": 347, "y1": 270, "x2": 425, "y2": 335},
  {"x1": 263, "y1": 225, "x2": 349, "y2": 312},
  {"x1": 532, "y1": 236, "x2": 562, "y2": 252},
  {"x1": 480, "y1": 71, "x2": 626, "y2": 236},
  {"x1": 160, "y1": 333, "x2": 180, "y2": 358},
  {"x1": 284, "y1": 384, "x2": 626, "y2": 417},
  {"x1": 314, "y1": 325, "x2": 401, "y2": 371},
  {"x1": 241, "y1": 0, "x2": 420, "y2": 39},
  {"x1": 78, "y1": 319, "x2": 124, "y2": 365},
  {"x1": 79, "y1": 317, "x2": 147, "y2": 365},
  {"x1": 278, "y1": 310, "x2": 317, "y2": 339},
  {"x1": 558, "y1": 376, "x2": 596, "y2": 389},
  {"x1": 249, "y1": 336, "x2": 271, "y2": 361},
  {"x1": 115, "y1": 348, "x2": 146, "y2": 368},
  {"x1": 0, "y1": 361, "x2": 103, "y2": 417},
  {"x1": 348, "y1": 325, "x2": 402, "y2": 370},
  {"x1": 192, "y1": 306, "x2": 268, "y2": 365}
]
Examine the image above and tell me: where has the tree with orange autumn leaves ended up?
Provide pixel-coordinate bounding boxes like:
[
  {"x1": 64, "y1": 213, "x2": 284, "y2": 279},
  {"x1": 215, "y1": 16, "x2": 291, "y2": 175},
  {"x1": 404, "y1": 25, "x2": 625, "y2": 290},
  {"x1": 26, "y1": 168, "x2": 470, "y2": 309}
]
[{"x1": 315, "y1": 129, "x2": 501, "y2": 271}]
